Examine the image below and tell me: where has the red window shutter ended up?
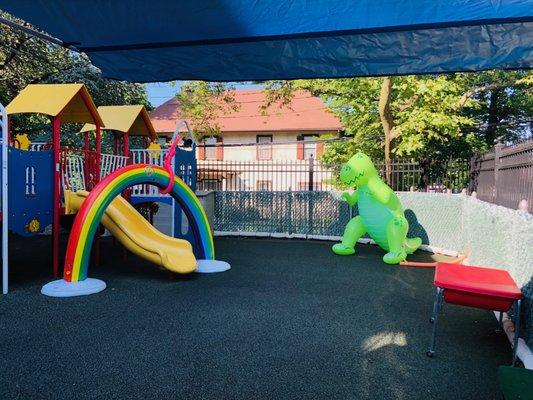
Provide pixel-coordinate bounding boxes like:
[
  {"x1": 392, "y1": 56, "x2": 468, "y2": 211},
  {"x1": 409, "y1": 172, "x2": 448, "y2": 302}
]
[
  {"x1": 296, "y1": 135, "x2": 304, "y2": 160},
  {"x1": 316, "y1": 143, "x2": 324, "y2": 157},
  {"x1": 216, "y1": 137, "x2": 224, "y2": 160},
  {"x1": 199, "y1": 139, "x2": 206, "y2": 160}
]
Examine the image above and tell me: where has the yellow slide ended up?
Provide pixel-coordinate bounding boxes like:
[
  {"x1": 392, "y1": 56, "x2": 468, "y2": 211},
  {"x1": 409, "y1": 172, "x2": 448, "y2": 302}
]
[{"x1": 65, "y1": 190, "x2": 197, "y2": 274}]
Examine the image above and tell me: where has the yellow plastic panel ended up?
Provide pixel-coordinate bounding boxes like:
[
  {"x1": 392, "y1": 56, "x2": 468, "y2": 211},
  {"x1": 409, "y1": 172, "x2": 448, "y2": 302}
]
[{"x1": 66, "y1": 190, "x2": 196, "y2": 274}]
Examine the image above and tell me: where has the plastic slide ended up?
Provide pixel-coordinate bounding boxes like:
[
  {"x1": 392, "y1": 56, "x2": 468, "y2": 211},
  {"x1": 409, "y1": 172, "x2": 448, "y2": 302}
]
[{"x1": 65, "y1": 190, "x2": 197, "y2": 274}]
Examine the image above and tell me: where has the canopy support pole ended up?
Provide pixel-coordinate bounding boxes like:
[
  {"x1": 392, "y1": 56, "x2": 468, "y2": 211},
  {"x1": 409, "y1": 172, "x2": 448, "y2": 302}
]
[
  {"x1": 1, "y1": 103, "x2": 8, "y2": 294},
  {"x1": 52, "y1": 116, "x2": 61, "y2": 278},
  {"x1": 0, "y1": 16, "x2": 79, "y2": 51}
]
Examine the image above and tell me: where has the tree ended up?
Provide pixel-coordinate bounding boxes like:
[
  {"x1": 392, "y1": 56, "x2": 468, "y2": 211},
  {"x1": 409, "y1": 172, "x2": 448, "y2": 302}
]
[
  {"x1": 175, "y1": 81, "x2": 239, "y2": 139},
  {"x1": 0, "y1": 11, "x2": 149, "y2": 149},
  {"x1": 263, "y1": 71, "x2": 532, "y2": 184},
  {"x1": 457, "y1": 70, "x2": 533, "y2": 145}
]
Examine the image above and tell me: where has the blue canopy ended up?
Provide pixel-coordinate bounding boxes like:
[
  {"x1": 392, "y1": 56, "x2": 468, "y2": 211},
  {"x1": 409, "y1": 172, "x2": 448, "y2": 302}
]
[{"x1": 2, "y1": 1, "x2": 533, "y2": 82}]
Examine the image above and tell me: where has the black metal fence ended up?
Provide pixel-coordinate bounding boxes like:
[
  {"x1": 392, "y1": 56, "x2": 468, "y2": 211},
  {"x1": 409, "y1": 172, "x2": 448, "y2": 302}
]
[
  {"x1": 197, "y1": 157, "x2": 470, "y2": 192},
  {"x1": 197, "y1": 158, "x2": 334, "y2": 191},
  {"x1": 470, "y1": 139, "x2": 533, "y2": 210}
]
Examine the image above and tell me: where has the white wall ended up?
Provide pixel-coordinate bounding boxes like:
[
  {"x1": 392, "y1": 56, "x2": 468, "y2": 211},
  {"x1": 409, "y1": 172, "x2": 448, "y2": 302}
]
[
  {"x1": 196, "y1": 130, "x2": 336, "y2": 191},
  {"x1": 197, "y1": 130, "x2": 336, "y2": 161}
]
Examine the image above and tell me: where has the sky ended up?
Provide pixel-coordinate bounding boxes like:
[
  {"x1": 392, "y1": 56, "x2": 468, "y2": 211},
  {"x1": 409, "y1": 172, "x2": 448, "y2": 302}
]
[
  {"x1": 146, "y1": 82, "x2": 181, "y2": 107},
  {"x1": 146, "y1": 82, "x2": 262, "y2": 107}
]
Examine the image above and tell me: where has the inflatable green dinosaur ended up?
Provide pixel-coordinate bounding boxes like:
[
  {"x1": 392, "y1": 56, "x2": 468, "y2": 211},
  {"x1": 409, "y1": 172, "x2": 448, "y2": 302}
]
[{"x1": 332, "y1": 152, "x2": 422, "y2": 264}]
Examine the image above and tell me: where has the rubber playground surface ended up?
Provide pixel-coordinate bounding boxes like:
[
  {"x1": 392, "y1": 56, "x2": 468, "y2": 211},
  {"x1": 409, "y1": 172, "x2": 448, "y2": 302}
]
[{"x1": 1, "y1": 236, "x2": 510, "y2": 400}]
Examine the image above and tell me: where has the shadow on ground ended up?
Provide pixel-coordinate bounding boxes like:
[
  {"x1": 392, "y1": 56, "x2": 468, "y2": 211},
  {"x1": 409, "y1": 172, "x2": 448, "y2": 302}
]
[{"x1": 0, "y1": 236, "x2": 509, "y2": 399}]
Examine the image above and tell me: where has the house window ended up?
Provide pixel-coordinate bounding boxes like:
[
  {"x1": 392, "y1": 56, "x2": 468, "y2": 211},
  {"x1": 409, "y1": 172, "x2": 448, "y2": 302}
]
[
  {"x1": 204, "y1": 137, "x2": 217, "y2": 160},
  {"x1": 298, "y1": 181, "x2": 322, "y2": 191},
  {"x1": 303, "y1": 135, "x2": 318, "y2": 159},
  {"x1": 256, "y1": 135, "x2": 272, "y2": 160},
  {"x1": 256, "y1": 180, "x2": 272, "y2": 191}
]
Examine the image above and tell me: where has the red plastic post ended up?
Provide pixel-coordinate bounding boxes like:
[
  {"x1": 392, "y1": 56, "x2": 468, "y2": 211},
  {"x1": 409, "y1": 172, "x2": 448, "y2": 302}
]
[
  {"x1": 52, "y1": 116, "x2": 61, "y2": 277},
  {"x1": 122, "y1": 134, "x2": 131, "y2": 199},
  {"x1": 83, "y1": 131, "x2": 90, "y2": 185},
  {"x1": 95, "y1": 124, "x2": 101, "y2": 184},
  {"x1": 123, "y1": 133, "x2": 130, "y2": 162}
]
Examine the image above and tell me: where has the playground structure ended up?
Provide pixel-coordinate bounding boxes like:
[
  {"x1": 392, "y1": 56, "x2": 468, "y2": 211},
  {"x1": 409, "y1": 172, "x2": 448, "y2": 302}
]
[
  {"x1": 79, "y1": 104, "x2": 157, "y2": 184},
  {"x1": 0, "y1": 4, "x2": 531, "y2": 397},
  {"x1": 0, "y1": 83, "x2": 229, "y2": 296},
  {"x1": 4, "y1": 84, "x2": 103, "y2": 281}
]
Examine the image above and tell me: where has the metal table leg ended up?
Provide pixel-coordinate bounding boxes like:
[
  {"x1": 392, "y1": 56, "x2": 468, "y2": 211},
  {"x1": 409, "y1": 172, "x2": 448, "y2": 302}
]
[
  {"x1": 496, "y1": 311, "x2": 503, "y2": 333},
  {"x1": 511, "y1": 299, "x2": 521, "y2": 366},
  {"x1": 427, "y1": 287, "x2": 444, "y2": 357}
]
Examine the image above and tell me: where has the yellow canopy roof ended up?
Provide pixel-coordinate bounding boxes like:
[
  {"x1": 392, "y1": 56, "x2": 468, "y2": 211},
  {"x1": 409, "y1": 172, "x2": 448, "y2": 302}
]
[
  {"x1": 80, "y1": 105, "x2": 157, "y2": 140},
  {"x1": 6, "y1": 84, "x2": 103, "y2": 126}
]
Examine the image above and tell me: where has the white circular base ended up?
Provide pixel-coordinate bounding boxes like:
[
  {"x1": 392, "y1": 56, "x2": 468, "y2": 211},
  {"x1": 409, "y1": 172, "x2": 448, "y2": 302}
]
[
  {"x1": 41, "y1": 278, "x2": 106, "y2": 297},
  {"x1": 196, "y1": 259, "x2": 231, "y2": 273}
]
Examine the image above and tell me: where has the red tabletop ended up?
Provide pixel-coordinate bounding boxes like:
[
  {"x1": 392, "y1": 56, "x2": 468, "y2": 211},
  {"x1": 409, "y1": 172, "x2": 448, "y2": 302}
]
[{"x1": 434, "y1": 263, "x2": 522, "y2": 300}]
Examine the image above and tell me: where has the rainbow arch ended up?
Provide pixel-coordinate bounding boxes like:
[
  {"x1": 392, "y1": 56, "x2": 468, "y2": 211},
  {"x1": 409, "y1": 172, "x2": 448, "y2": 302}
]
[{"x1": 63, "y1": 164, "x2": 214, "y2": 282}]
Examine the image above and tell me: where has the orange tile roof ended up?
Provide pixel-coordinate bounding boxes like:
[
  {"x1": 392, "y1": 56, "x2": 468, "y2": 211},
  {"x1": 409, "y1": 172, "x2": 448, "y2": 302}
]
[{"x1": 150, "y1": 89, "x2": 342, "y2": 134}]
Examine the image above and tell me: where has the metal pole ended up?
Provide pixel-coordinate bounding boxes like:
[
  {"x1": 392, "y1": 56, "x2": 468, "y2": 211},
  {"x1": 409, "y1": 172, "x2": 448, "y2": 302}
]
[
  {"x1": 52, "y1": 117, "x2": 61, "y2": 278},
  {"x1": 0, "y1": 16, "x2": 79, "y2": 50},
  {"x1": 308, "y1": 155, "x2": 314, "y2": 191},
  {"x1": 427, "y1": 287, "x2": 444, "y2": 357},
  {"x1": 512, "y1": 299, "x2": 522, "y2": 366},
  {"x1": 1, "y1": 103, "x2": 8, "y2": 294}
]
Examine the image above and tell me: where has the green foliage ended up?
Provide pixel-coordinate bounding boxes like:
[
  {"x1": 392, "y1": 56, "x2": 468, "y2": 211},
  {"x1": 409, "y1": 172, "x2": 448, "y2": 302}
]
[
  {"x1": 176, "y1": 81, "x2": 239, "y2": 139},
  {"x1": 458, "y1": 70, "x2": 533, "y2": 144},
  {"x1": 0, "y1": 11, "x2": 149, "y2": 149},
  {"x1": 264, "y1": 71, "x2": 532, "y2": 169}
]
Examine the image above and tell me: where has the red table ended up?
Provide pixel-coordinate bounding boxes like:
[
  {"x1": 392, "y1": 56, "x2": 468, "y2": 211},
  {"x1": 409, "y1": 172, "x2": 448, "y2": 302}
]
[{"x1": 428, "y1": 263, "x2": 523, "y2": 364}]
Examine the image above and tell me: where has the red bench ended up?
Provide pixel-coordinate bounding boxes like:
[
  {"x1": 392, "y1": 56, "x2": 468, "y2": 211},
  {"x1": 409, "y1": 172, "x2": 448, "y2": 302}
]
[{"x1": 428, "y1": 262, "x2": 523, "y2": 364}]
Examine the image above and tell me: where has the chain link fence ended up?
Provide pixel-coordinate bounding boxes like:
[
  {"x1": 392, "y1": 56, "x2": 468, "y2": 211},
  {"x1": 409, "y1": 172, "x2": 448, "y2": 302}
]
[
  {"x1": 213, "y1": 191, "x2": 533, "y2": 348},
  {"x1": 214, "y1": 191, "x2": 350, "y2": 236}
]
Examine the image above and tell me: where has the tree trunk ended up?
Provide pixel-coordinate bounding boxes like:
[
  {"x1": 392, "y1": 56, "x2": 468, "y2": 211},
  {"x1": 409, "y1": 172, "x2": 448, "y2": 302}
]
[
  {"x1": 379, "y1": 77, "x2": 394, "y2": 184},
  {"x1": 485, "y1": 89, "x2": 501, "y2": 145}
]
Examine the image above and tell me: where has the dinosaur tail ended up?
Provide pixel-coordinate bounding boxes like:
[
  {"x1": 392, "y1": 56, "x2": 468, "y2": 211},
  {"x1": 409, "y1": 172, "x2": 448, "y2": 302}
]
[{"x1": 404, "y1": 237, "x2": 422, "y2": 254}]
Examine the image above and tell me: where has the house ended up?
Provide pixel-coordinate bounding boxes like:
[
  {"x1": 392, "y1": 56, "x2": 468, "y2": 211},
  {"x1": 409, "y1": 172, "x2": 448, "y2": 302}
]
[{"x1": 150, "y1": 89, "x2": 342, "y2": 190}]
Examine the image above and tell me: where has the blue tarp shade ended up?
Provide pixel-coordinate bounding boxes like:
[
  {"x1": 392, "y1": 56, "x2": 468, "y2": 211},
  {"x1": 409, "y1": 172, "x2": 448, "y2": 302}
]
[{"x1": 2, "y1": 1, "x2": 533, "y2": 82}]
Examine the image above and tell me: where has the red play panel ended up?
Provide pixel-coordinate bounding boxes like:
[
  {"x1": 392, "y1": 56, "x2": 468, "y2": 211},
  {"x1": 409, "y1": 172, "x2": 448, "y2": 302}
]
[{"x1": 434, "y1": 263, "x2": 522, "y2": 311}]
